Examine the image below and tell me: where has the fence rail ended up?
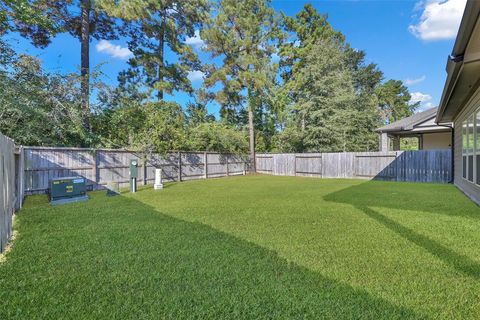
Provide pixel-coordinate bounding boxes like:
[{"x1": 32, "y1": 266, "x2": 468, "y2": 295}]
[
  {"x1": 255, "y1": 149, "x2": 452, "y2": 183},
  {"x1": 22, "y1": 147, "x2": 248, "y2": 194},
  {"x1": 0, "y1": 133, "x2": 15, "y2": 252}
]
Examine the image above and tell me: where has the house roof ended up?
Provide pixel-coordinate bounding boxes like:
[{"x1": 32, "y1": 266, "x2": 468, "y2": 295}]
[
  {"x1": 437, "y1": 0, "x2": 480, "y2": 123},
  {"x1": 376, "y1": 107, "x2": 439, "y2": 133}
]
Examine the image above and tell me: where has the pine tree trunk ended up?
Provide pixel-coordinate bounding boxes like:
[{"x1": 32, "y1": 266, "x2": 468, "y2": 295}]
[
  {"x1": 80, "y1": 0, "x2": 90, "y2": 131},
  {"x1": 247, "y1": 87, "x2": 256, "y2": 173},
  {"x1": 157, "y1": 16, "x2": 165, "y2": 101},
  {"x1": 248, "y1": 106, "x2": 255, "y2": 173}
]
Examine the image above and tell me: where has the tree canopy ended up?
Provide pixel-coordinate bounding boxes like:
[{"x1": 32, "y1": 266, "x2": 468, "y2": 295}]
[
  {"x1": 99, "y1": 0, "x2": 208, "y2": 100},
  {"x1": 0, "y1": 0, "x2": 419, "y2": 155}
]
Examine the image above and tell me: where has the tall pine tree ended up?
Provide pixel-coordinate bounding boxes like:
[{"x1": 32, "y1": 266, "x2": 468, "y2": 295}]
[
  {"x1": 376, "y1": 80, "x2": 418, "y2": 124},
  {"x1": 279, "y1": 4, "x2": 387, "y2": 152},
  {"x1": 99, "y1": 0, "x2": 209, "y2": 100},
  {"x1": 13, "y1": 1, "x2": 119, "y2": 132},
  {"x1": 201, "y1": 0, "x2": 282, "y2": 170}
]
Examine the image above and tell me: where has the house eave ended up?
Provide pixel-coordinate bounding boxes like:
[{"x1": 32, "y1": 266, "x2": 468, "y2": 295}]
[{"x1": 437, "y1": 0, "x2": 480, "y2": 123}]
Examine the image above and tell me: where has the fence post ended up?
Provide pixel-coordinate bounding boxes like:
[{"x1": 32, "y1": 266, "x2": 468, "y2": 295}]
[
  {"x1": 204, "y1": 152, "x2": 208, "y2": 179},
  {"x1": 321, "y1": 153, "x2": 325, "y2": 178},
  {"x1": 143, "y1": 154, "x2": 148, "y2": 185},
  {"x1": 294, "y1": 154, "x2": 297, "y2": 176},
  {"x1": 16, "y1": 146, "x2": 25, "y2": 210},
  {"x1": 395, "y1": 151, "x2": 400, "y2": 182},
  {"x1": 178, "y1": 151, "x2": 182, "y2": 182},
  {"x1": 92, "y1": 149, "x2": 98, "y2": 189},
  {"x1": 226, "y1": 154, "x2": 229, "y2": 177},
  {"x1": 243, "y1": 155, "x2": 247, "y2": 175}
]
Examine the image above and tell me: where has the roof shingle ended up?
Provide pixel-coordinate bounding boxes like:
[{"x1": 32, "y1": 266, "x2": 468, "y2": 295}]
[{"x1": 376, "y1": 107, "x2": 438, "y2": 133}]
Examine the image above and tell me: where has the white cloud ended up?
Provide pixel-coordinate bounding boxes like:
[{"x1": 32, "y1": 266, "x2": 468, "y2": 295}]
[
  {"x1": 96, "y1": 40, "x2": 132, "y2": 59},
  {"x1": 410, "y1": 91, "x2": 435, "y2": 111},
  {"x1": 405, "y1": 75, "x2": 426, "y2": 85},
  {"x1": 410, "y1": 91, "x2": 432, "y2": 104},
  {"x1": 408, "y1": 0, "x2": 466, "y2": 41},
  {"x1": 188, "y1": 70, "x2": 205, "y2": 82},
  {"x1": 185, "y1": 30, "x2": 205, "y2": 49}
]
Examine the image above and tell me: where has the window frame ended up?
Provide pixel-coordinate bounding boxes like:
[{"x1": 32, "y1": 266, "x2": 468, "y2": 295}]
[
  {"x1": 476, "y1": 110, "x2": 480, "y2": 185},
  {"x1": 462, "y1": 109, "x2": 480, "y2": 185},
  {"x1": 462, "y1": 120, "x2": 468, "y2": 179}
]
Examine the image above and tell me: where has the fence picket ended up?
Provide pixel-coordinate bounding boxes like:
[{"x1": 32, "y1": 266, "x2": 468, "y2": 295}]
[
  {"x1": 255, "y1": 150, "x2": 452, "y2": 183},
  {"x1": 0, "y1": 133, "x2": 15, "y2": 252},
  {"x1": 22, "y1": 147, "x2": 249, "y2": 194}
]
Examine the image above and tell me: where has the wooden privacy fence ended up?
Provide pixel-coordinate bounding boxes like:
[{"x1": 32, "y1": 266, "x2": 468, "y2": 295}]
[
  {"x1": 22, "y1": 147, "x2": 248, "y2": 195},
  {"x1": 0, "y1": 144, "x2": 454, "y2": 251},
  {"x1": 256, "y1": 149, "x2": 452, "y2": 183},
  {"x1": 0, "y1": 133, "x2": 15, "y2": 252}
]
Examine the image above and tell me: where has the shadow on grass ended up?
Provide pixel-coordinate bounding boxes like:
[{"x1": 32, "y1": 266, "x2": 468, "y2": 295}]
[
  {"x1": 360, "y1": 206, "x2": 480, "y2": 279},
  {"x1": 323, "y1": 180, "x2": 480, "y2": 219},
  {"x1": 0, "y1": 191, "x2": 422, "y2": 319},
  {"x1": 324, "y1": 181, "x2": 480, "y2": 279}
]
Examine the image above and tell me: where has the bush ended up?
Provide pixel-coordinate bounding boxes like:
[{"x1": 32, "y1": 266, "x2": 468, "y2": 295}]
[{"x1": 188, "y1": 123, "x2": 248, "y2": 154}]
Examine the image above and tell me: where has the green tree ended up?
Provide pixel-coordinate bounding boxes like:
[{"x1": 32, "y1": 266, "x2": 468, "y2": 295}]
[
  {"x1": 280, "y1": 3, "x2": 344, "y2": 82},
  {"x1": 279, "y1": 5, "x2": 353, "y2": 151},
  {"x1": 2, "y1": 0, "x2": 118, "y2": 131},
  {"x1": 376, "y1": 79, "x2": 418, "y2": 124},
  {"x1": 93, "y1": 102, "x2": 148, "y2": 148},
  {"x1": 278, "y1": 4, "x2": 388, "y2": 152},
  {"x1": 344, "y1": 48, "x2": 384, "y2": 151},
  {"x1": 187, "y1": 122, "x2": 248, "y2": 154},
  {"x1": 0, "y1": 0, "x2": 60, "y2": 45},
  {"x1": 135, "y1": 101, "x2": 187, "y2": 154},
  {"x1": 99, "y1": 0, "x2": 209, "y2": 100},
  {"x1": 93, "y1": 67, "x2": 150, "y2": 148},
  {"x1": 201, "y1": 0, "x2": 281, "y2": 170},
  {"x1": 186, "y1": 101, "x2": 215, "y2": 126},
  {"x1": 17, "y1": 0, "x2": 118, "y2": 131},
  {"x1": 0, "y1": 54, "x2": 89, "y2": 146},
  {"x1": 289, "y1": 40, "x2": 359, "y2": 152}
]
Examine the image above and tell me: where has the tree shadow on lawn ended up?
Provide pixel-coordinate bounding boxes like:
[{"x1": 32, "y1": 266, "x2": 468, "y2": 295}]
[
  {"x1": 0, "y1": 192, "x2": 422, "y2": 319},
  {"x1": 324, "y1": 180, "x2": 480, "y2": 219},
  {"x1": 324, "y1": 181, "x2": 480, "y2": 279}
]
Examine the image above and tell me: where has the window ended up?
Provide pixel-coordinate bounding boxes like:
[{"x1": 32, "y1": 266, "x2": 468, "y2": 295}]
[
  {"x1": 463, "y1": 121, "x2": 468, "y2": 179},
  {"x1": 468, "y1": 115, "x2": 474, "y2": 182},
  {"x1": 462, "y1": 110, "x2": 480, "y2": 184},
  {"x1": 477, "y1": 111, "x2": 480, "y2": 184}
]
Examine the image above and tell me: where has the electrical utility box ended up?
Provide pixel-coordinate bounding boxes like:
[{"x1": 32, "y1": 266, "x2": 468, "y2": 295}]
[
  {"x1": 50, "y1": 176, "x2": 88, "y2": 205},
  {"x1": 130, "y1": 159, "x2": 138, "y2": 193}
]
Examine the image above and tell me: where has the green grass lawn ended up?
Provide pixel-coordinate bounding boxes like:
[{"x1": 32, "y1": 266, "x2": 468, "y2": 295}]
[{"x1": 1, "y1": 175, "x2": 480, "y2": 319}]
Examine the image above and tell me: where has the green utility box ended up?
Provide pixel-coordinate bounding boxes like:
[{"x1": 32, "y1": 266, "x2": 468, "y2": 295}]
[
  {"x1": 130, "y1": 159, "x2": 139, "y2": 192},
  {"x1": 129, "y1": 159, "x2": 138, "y2": 178},
  {"x1": 50, "y1": 176, "x2": 88, "y2": 205}
]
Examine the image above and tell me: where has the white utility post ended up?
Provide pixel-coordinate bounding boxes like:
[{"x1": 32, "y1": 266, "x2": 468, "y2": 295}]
[{"x1": 154, "y1": 168, "x2": 164, "y2": 190}]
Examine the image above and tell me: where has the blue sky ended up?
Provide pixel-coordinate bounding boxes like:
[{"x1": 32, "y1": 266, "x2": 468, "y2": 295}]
[{"x1": 7, "y1": 0, "x2": 467, "y2": 116}]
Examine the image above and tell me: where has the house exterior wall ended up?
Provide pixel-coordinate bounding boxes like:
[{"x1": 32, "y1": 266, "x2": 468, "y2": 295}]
[
  {"x1": 453, "y1": 85, "x2": 480, "y2": 205},
  {"x1": 422, "y1": 132, "x2": 452, "y2": 150}
]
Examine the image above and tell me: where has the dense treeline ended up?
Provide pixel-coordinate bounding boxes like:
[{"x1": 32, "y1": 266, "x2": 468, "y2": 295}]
[{"x1": 0, "y1": 0, "x2": 417, "y2": 156}]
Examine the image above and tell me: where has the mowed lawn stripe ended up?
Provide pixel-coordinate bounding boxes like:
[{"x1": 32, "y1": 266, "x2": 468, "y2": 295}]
[{"x1": 1, "y1": 175, "x2": 479, "y2": 319}]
